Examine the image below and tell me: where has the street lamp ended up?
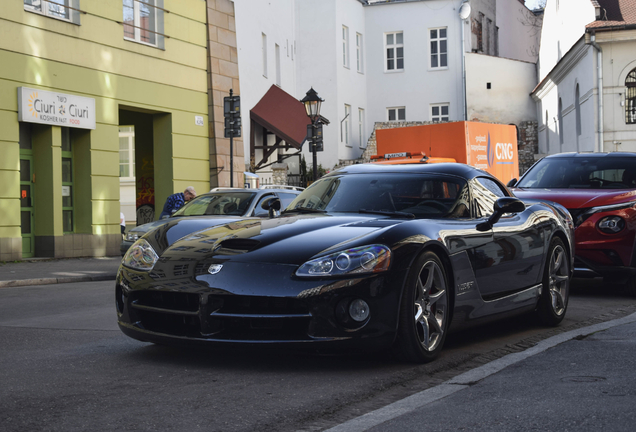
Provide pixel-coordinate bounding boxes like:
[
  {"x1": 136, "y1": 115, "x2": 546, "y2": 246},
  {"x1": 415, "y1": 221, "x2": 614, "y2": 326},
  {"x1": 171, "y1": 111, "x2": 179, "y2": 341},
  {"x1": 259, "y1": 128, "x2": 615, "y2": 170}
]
[{"x1": 301, "y1": 88, "x2": 324, "y2": 181}]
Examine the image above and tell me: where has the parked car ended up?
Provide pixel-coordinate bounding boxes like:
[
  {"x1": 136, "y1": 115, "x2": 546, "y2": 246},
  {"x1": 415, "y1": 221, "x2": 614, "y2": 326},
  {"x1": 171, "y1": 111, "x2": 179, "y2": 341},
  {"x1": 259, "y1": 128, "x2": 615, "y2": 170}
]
[
  {"x1": 510, "y1": 152, "x2": 636, "y2": 295},
  {"x1": 117, "y1": 163, "x2": 574, "y2": 362},
  {"x1": 120, "y1": 188, "x2": 301, "y2": 255}
]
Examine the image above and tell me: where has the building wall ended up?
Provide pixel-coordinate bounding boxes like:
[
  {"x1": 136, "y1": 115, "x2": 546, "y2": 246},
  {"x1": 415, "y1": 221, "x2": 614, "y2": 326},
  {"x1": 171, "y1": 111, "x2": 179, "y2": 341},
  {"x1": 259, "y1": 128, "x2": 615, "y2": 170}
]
[
  {"x1": 595, "y1": 30, "x2": 636, "y2": 153},
  {"x1": 466, "y1": 53, "x2": 537, "y2": 124},
  {"x1": 234, "y1": 0, "x2": 297, "y2": 175},
  {"x1": 208, "y1": 0, "x2": 245, "y2": 188},
  {"x1": 536, "y1": 0, "x2": 596, "y2": 82},
  {"x1": 0, "y1": 0, "x2": 209, "y2": 260},
  {"x1": 364, "y1": 1, "x2": 464, "y2": 130},
  {"x1": 495, "y1": 0, "x2": 541, "y2": 63}
]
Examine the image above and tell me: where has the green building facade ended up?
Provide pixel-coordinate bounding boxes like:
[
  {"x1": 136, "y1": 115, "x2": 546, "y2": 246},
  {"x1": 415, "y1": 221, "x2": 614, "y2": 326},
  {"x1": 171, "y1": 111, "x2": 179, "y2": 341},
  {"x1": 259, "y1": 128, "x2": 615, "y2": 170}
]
[{"x1": 0, "y1": 0, "x2": 210, "y2": 260}]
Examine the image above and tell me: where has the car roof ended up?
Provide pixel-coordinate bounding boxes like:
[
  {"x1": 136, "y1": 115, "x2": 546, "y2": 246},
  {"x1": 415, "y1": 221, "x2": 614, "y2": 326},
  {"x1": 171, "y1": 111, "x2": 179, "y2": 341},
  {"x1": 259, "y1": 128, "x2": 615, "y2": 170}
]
[
  {"x1": 207, "y1": 188, "x2": 300, "y2": 194},
  {"x1": 327, "y1": 162, "x2": 486, "y2": 179},
  {"x1": 542, "y1": 152, "x2": 636, "y2": 159}
]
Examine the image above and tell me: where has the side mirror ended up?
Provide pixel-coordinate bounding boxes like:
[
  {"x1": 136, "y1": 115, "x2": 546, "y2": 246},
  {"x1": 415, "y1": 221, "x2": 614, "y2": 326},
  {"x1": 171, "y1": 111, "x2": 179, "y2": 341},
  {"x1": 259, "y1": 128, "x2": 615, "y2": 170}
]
[
  {"x1": 260, "y1": 196, "x2": 281, "y2": 218},
  {"x1": 506, "y1": 178, "x2": 518, "y2": 188},
  {"x1": 477, "y1": 197, "x2": 525, "y2": 231}
]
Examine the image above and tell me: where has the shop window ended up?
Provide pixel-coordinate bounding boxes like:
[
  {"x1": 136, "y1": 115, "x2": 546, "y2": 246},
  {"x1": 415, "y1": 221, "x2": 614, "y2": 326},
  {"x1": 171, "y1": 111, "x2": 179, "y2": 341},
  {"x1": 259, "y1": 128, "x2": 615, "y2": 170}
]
[
  {"x1": 626, "y1": 68, "x2": 636, "y2": 124},
  {"x1": 385, "y1": 32, "x2": 404, "y2": 72},
  {"x1": 61, "y1": 128, "x2": 74, "y2": 233},
  {"x1": 24, "y1": 0, "x2": 81, "y2": 24},
  {"x1": 123, "y1": 0, "x2": 165, "y2": 49}
]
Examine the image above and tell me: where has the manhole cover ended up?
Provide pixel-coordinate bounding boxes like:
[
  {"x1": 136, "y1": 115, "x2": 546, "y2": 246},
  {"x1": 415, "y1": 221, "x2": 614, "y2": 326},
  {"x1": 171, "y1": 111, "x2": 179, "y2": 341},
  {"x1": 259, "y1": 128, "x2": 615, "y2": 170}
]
[{"x1": 561, "y1": 376, "x2": 607, "y2": 383}]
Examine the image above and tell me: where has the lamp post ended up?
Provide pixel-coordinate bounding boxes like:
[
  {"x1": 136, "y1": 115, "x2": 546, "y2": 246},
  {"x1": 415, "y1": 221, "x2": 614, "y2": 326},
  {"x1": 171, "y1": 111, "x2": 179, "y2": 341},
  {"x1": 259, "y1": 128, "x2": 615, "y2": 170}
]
[{"x1": 301, "y1": 88, "x2": 324, "y2": 182}]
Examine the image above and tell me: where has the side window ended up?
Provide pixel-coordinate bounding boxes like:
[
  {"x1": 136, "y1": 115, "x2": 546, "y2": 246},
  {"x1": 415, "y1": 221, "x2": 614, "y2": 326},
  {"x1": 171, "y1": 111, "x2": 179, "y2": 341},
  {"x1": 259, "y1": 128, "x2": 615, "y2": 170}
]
[{"x1": 473, "y1": 177, "x2": 507, "y2": 217}]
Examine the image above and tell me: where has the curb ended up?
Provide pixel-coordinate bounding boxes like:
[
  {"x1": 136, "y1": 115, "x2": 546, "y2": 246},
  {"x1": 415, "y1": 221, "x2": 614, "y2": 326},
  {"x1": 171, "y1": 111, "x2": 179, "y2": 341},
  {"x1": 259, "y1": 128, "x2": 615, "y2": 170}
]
[{"x1": 0, "y1": 274, "x2": 117, "y2": 288}]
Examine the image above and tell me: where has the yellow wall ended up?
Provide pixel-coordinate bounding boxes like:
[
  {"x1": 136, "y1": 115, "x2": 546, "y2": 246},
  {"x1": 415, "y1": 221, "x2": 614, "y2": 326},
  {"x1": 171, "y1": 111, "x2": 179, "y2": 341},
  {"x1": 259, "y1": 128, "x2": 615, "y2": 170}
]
[{"x1": 0, "y1": 0, "x2": 210, "y2": 259}]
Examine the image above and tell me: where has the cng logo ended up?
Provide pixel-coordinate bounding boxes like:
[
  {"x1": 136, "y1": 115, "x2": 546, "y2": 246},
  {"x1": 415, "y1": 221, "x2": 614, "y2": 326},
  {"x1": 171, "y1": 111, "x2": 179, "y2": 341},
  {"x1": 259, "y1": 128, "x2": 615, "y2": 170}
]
[{"x1": 487, "y1": 132, "x2": 514, "y2": 167}]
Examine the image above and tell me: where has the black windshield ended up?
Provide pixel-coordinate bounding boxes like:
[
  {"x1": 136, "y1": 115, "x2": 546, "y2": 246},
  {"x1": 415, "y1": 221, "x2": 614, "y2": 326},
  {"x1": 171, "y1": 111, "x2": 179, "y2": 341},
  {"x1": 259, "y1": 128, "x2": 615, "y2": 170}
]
[
  {"x1": 517, "y1": 157, "x2": 636, "y2": 189},
  {"x1": 286, "y1": 173, "x2": 470, "y2": 219}
]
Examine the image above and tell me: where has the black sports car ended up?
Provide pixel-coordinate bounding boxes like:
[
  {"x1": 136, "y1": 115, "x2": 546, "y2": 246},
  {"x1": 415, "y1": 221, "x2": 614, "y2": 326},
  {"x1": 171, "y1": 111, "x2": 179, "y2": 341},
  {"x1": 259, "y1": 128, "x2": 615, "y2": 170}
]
[{"x1": 117, "y1": 163, "x2": 574, "y2": 362}]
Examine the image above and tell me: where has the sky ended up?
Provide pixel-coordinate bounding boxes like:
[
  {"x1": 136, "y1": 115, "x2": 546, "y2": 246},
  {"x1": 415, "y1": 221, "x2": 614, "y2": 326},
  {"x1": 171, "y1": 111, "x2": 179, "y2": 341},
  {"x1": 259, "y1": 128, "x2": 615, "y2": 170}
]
[{"x1": 525, "y1": 0, "x2": 545, "y2": 10}]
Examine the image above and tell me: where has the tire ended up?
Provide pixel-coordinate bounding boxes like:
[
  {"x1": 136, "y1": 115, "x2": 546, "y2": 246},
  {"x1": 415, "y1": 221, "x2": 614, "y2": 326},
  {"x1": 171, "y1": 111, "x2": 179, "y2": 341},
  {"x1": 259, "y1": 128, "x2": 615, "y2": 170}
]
[
  {"x1": 394, "y1": 251, "x2": 449, "y2": 363},
  {"x1": 536, "y1": 237, "x2": 571, "y2": 326}
]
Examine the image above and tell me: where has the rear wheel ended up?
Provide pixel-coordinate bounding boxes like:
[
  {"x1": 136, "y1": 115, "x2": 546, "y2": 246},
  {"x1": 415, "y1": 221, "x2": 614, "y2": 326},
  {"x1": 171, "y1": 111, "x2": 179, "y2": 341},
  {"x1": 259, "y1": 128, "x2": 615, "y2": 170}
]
[
  {"x1": 536, "y1": 237, "x2": 570, "y2": 326},
  {"x1": 394, "y1": 251, "x2": 449, "y2": 363}
]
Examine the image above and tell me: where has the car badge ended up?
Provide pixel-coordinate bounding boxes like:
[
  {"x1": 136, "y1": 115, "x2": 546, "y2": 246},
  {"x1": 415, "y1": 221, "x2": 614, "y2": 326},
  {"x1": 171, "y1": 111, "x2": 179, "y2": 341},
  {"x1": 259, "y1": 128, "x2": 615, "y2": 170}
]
[{"x1": 208, "y1": 264, "x2": 223, "y2": 275}]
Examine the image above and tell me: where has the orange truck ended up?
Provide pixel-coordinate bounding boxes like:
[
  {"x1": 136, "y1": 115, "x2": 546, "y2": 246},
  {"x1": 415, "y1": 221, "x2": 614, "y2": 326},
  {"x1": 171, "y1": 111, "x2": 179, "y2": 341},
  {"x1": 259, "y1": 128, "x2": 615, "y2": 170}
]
[{"x1": 373, "y1": 121, "x2": 519, "y2": 184}]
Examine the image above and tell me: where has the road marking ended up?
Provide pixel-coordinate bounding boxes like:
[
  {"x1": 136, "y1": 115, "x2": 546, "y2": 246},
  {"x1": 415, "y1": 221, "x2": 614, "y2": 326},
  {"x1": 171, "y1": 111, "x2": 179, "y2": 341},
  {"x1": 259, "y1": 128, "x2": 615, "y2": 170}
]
[{"x1": 325, "y1": 311, "x2": 636, "y2": 432}]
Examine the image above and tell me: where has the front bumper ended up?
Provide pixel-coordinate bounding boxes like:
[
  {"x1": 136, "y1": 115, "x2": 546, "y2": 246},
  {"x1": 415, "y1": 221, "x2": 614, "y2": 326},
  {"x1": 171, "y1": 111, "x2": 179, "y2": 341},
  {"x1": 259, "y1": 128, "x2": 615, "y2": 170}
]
[
  {"x1": 116, "y1": 261, "x2": 405, "y2": 350},
  {"x1": 573, "y1": 208, "x2": 636, "y2": 278}
]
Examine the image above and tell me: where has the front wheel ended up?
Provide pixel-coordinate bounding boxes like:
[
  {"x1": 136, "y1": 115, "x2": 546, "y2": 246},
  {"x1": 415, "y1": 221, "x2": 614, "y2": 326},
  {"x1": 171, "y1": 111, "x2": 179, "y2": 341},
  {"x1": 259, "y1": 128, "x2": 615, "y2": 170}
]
[
  {"x1": 394, "y1": 251, "x2": 449, "y2": 363},
  {"x1": 536, "y1": 237, "x2": 571, "y2": 326}
]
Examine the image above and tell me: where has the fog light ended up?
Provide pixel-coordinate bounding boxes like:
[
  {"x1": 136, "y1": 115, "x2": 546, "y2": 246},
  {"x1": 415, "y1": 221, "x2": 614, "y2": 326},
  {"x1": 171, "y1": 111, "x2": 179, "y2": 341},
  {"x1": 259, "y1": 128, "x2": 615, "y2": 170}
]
[
  {"x1": 598, "y1": 216, "x2": 625, "y2": 234},
  {"x1": 349, "y1": 298, "x2": 370, "y2": 322}
]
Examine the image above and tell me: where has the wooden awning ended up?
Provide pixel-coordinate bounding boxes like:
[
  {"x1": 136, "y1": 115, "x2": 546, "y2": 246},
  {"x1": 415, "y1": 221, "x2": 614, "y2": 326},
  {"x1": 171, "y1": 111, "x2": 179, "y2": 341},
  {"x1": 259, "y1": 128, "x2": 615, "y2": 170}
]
[{"x1": 250, "y1": 85, "x2": 311, "y2": 149}]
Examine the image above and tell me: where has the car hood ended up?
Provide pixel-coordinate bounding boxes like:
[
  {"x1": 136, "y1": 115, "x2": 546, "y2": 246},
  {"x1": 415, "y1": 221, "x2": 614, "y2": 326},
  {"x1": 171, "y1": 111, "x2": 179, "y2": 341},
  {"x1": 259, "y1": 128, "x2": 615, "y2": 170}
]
[
  {"x1": 513, "y1": 188, "x2": 636, "y2": 209},
  {"x1": 149, "y1": 214, "x2": 405, "y2": 266}
]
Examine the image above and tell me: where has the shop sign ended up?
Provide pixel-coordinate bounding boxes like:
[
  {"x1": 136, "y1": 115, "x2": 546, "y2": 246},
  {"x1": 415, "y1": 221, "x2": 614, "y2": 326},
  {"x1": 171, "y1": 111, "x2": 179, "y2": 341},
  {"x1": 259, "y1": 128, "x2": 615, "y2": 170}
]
[{"x1": 18, "y1": 87, "x2": 96, "y2": 130}]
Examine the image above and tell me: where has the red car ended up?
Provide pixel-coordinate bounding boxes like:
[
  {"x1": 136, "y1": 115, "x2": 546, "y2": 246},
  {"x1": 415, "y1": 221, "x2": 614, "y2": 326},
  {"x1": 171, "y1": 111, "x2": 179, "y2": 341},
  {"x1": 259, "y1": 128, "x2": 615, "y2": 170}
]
[{"x1": 510, "y1": 152, "x2": 636, "y2": 295}]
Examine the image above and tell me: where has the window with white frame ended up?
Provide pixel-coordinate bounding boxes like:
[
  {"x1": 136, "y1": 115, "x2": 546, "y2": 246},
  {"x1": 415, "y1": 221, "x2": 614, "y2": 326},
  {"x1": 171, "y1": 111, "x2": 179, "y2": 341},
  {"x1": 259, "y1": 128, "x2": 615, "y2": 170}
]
[
  {"x1": 119, "y1": 126, "x2": 136, "y2": 181},
  {"x1": 431, "y1": 104, "x2": 449, "y2": 122},
  {"x1": 356, "y1": 33, "x2": 363, "y2": 73},
  {"x1": 430, "y1": 28, "x2": 447, "y2": 69},
  {"x1": 123, "y1": 0, "x2": 164, "y2": 48},
  {"x1": 342, "y1": 26, "x2": 350, "y2": 68},
  {"x1": 24, "y1": 0, "x2": 80, "y2": 24},
  {"x1": 385, "y1": 32, "x2": 404, "y2": 71},
  {"x1": 343, "y1": 105, "x2": 351, "y2": 145},
  {"x1": 358, "y1": 108, "x2": 365, "y2": 148},
  {"x1": 387, "y1": 107, "x2": 405, "y2": 121},
  {"x1": 262, "y1": 33, "x2": 268, "y2": 77}
]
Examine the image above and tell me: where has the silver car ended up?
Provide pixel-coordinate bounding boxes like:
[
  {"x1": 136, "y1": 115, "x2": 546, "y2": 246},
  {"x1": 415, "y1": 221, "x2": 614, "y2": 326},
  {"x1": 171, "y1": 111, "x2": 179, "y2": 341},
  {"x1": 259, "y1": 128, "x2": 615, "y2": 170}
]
[{"x1": 120, "y1": 188, "x2": 301, "y2": 255}]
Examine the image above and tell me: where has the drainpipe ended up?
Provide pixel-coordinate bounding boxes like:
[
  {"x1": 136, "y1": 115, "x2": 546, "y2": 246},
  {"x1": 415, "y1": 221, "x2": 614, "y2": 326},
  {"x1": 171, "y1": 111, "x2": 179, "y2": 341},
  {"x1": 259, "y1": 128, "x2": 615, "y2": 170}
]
[
  {"x1": 459, "y1": 1, "x2": 471, "y2": 121},
  {"x1": 589, "y1": 34, "x2": 604, "y2": 152}
]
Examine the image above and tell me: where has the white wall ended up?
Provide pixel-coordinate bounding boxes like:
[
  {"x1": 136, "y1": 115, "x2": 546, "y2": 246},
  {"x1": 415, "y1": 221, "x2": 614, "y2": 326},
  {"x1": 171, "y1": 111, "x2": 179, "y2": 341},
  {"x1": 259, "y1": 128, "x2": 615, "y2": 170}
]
[
  {"x1": 496, "y1": 0, "x2": 541, "y2": 63},
  {"x1": 466, "y1": 53, "x2": 537, "y2": 124},
  {"x1": 234, "y1": 0, "x2": 298, "y2": 168},
  {"x1": 536, "y1": 0, "x2": 596, "y2": 82},
  {"x1": 364, "y1": 1, "x2": 464, "y2": 126}
]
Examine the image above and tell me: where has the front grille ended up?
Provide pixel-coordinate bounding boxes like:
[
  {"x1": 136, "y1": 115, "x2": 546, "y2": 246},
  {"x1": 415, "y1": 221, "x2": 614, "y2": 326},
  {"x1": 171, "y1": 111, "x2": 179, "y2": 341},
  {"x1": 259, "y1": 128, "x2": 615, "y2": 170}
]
[{"x1": 126, "y1": 290, "x2": 312, "y2": 341}]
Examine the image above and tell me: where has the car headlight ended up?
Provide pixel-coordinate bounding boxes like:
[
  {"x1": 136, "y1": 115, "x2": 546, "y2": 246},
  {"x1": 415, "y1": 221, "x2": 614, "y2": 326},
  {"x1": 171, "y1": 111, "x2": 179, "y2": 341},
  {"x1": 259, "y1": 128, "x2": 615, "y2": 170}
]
[
  {"x1": 598, "y1": 216, "x2": 625, "y2": 234},
  {"x1": 122, "y1": 239, "x2": 159, "y2": 271},
  {"x1": 296, "y1": 245, "x2": 391, "y2": 277},
  {"x1": 125, "y1": 232, "x2": 140, "y2": 242}
]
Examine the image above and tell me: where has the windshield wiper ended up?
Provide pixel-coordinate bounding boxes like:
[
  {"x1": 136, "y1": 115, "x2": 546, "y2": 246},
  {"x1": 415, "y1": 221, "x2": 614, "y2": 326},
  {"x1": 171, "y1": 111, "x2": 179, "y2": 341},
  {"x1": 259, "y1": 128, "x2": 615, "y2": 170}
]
[
  {"x1": 359, "y1": 209, "x2": 415, "y2": 219},
  {"x1": 282, "y1": 207, "x2": 327, "y2": 214}
]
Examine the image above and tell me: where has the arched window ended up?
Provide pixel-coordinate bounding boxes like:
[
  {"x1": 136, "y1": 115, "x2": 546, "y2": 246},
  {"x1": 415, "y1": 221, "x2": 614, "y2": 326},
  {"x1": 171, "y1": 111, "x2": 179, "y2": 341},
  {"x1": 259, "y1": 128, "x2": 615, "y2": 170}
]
[
  {"x1": 575, "y1": 84, "x2": 581, "y2": 136},
  {"x1": 558, "y1": 98, "x2": 563, "y2": 146},
  {"x1": 627, "y1": 68, "x2": 636, "y2": 124}
]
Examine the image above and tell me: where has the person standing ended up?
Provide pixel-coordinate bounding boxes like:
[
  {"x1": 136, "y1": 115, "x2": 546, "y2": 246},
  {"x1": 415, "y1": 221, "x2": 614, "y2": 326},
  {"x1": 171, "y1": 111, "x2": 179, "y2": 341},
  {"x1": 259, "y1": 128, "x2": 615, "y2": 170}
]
[{"x1": 159, "y1": 186, "x2": 196, "y2": 219}]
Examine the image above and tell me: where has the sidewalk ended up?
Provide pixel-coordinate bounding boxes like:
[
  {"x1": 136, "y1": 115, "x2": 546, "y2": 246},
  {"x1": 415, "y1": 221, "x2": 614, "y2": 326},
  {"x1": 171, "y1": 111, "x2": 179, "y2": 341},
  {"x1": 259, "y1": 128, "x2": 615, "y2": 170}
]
[
  {"x1": 0, "y1": 256, "x2": 121, "y2": 288},
  {"x1": 327, "y1": 312, "x2": 636, "y2": 432}
]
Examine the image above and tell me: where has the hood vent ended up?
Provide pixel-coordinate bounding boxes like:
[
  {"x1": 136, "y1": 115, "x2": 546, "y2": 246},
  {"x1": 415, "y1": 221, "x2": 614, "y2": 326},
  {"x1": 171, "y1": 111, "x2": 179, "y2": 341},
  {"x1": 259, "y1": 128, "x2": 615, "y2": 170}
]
[{"x1": 217, "y1": 238, "x2": 260, "y2": 254}]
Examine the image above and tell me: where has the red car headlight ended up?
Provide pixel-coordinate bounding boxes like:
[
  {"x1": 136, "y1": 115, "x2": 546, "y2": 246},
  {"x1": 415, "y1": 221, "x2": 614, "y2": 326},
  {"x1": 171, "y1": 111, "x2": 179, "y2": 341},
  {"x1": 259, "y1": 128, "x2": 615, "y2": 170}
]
[{"x1": 597, "y1": 216, "x2": 625, "y2": 234}]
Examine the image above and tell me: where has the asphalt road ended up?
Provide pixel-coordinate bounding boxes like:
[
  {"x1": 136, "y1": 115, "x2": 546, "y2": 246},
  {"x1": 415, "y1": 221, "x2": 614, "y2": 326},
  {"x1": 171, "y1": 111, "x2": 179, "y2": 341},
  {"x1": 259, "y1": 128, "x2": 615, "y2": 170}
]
[{"x1": 0, "y1": 279, "x2": 635, "y2": 432}]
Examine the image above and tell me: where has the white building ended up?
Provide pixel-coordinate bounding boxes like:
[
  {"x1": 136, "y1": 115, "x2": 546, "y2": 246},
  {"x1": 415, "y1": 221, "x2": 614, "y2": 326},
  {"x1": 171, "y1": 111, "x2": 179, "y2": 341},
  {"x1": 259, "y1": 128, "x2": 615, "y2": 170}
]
[
  {"x1": 234, "y1": 0, "x2": 541, "y2": 179},
  {"x1": 532, "y1": 0, "x2": 636, "y2": 155}
]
